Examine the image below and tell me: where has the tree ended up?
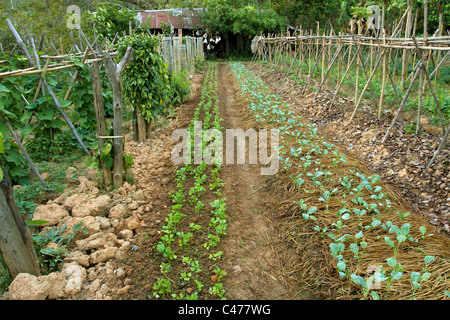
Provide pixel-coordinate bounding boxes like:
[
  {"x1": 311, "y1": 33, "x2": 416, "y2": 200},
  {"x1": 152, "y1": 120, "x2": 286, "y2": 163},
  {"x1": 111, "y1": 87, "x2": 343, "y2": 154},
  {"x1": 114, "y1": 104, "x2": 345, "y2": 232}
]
[
  {"x1": 0, "y1": 167, "x2": 40, "y2": 279},
  {"x1": 103, "y1": 47, "x2": 134, "y2": 187},
  {"x1": 92, "y1": 3, "x2": 139, "y2": 39},
  {"x1": 201, "y1": 0, "x2": 288, "y2": 53},
  {"x1": 202, "y1": 0, "x2": 287, "y2": 36}
]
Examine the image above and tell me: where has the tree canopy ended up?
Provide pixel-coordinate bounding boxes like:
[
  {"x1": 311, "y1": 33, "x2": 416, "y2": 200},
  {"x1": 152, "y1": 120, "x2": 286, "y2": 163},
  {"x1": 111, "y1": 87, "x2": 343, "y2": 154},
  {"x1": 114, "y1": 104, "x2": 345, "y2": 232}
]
[
  {"x1": 0, "y1": 0, "x2": 448, "y2": 52},
  {"x1": 201, "y1": 0, "x2": 289, "y2": 37}
]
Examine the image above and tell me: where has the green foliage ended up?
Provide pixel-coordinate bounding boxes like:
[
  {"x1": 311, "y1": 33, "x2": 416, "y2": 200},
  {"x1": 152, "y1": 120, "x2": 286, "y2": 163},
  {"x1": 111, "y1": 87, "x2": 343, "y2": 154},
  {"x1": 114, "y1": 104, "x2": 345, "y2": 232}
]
[
  {"x1": 194, "y1": 55, "x2": 206, "y2": 73},
  {"x1": 0, "y1": 253, "x2": 13, "y2": 295},
  {"x1": 230, "y1": 4, "x2": 288, "y2": 36},
  {"x1": 169, "y1": 70, "x2": 191, "y2": 106},
  {"x1": 426, "y1": 2, "x2": 450, "y2": 35},
  {"x1": 437, "y1": 66, "x2": 450, "y2": 85},
  {"x1": 118, "y1": 33, "x2": 171, "y2": 122},
  {"x1": 33, "y1": 222, "x2": 87, "y2": 274},
  {"x1": 0, "y1": 132, "x2": 28, "y2": 185},
  {"x1": 0, "y1": 0, "x2": 100, "y2": 53},
  {"x1": 84, "y1": 141, "x2": 135, "y2": 185},
  {"x1": 160, "y1": 21, "x2": 172, "y2": 36},
  {"x1": 92, "y1": 3, "x2": 139, "y2": 39},
  {"x1": 202, "y1": 0, "x2": 288, "y2": 37},
  {"x1": 67, "y1": 57, "x2": 113, "y2": 132},
  {"x1": 273, "y1": 0, "x2": 354, "y2": 31}
]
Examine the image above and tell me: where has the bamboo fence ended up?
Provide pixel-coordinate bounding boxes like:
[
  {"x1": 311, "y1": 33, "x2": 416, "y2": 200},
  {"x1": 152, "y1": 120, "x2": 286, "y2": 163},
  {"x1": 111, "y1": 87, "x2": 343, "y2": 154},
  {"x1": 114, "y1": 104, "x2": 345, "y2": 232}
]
[
  {"x1": 0, "y1": 20, "x2": 205, "y2": 188},
  {"x1": 252, "y1": 22, "x2": 450, "y2": 170}
]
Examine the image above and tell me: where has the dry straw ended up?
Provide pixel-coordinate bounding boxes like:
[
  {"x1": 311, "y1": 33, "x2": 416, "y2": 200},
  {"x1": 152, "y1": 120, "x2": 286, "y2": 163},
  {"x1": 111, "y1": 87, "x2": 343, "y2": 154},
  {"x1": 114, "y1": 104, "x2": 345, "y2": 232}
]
[{"x1": 230, "y1": 62, "x2": 450, "y2": 300}]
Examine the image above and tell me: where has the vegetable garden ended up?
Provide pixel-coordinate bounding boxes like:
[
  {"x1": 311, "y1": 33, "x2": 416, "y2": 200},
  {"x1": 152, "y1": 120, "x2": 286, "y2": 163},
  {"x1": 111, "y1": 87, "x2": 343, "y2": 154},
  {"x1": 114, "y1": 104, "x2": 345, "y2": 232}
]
[{"x1": 229, "y1": 61, "x2": 450, "y2": 299}]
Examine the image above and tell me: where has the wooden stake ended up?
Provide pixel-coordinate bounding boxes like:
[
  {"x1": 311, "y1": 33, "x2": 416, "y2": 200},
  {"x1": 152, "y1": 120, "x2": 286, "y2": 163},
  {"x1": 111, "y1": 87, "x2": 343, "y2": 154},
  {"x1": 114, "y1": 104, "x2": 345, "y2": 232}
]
[
  {"x1": 0, "y1": 174, "x2": 40, "y2": 279},
  {"x1": 411, "y1": 36, "x2": 446, "y2": 134},
  {"x1": 416, "y1": 68, "x2": 424, "y2": 134},
  {"x1": 321, "y1": 36, "x2": 325, "y2": 82},
  {"x1": 314, "y1": 42, "x2": 344, "y2": 100},
  {"x1": 90, "y1": 60, "x2": 113, "y2": 186},
  {"x1": 400, "y1": 4, "x2": 412, "y2": 89},
  {"x1": 104, "y1": 47, "x2": 134, "y2": 187},
  {"x1": 64, "y1": 46, "x2": 90, "y2": 101},
  {"x1": 426, "y1": 126, "x2": 450, "y2": 170},
  {"x1": 382, "y1": 62, "x2": 421, "y2": 144},
  {"x1": 349, "y1": 47, "x2": 387, "y2": 123},
  {"x1": 349, "y1": 33, "x2": 378, "y2": 109},
  {"x1": 0, "y1": 168, "x2": 40, "y2": 277},
  {"x1": 302, "y1": 45, "x2": 323, "y2": 95},
  {"x1": 5, "y1": 19, "x2": 35, "y2": 66},
  {"x1": 379, "y1": 31, "x2": 387, "y2": 118},
  {"x1": 330, "y1": 45, "x2": 361, "y2": 108}
]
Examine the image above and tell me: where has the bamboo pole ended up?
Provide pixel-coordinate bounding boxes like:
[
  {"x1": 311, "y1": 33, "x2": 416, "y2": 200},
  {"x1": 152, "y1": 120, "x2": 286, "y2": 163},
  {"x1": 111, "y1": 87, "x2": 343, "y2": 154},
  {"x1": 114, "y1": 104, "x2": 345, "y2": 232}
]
[
  {"x1": 411, "y1": 36, "x2": 446, "y2": 134},
  {"x1": 5, "y1": 19, "x2": 34, "y2": 66},
  {"x1": 0, "y1": 114, "x2": 48, "y2": 188},
  {"x1": 349, "y1": 47, "x2": 387, "y2": 123},
  {"x1": 355, "y1": 46, "x2": 360, "y2": 107},
  {"x1": 379, "y1": 31, "x2": 387, "y2": 118},
  {"x1": 337, "y1": 33, "x2": 342, "y2": 85},
  {"x1": 382, "y1": 62, "x2": 422, "y2": 144},
  {"x1": 329, "y1": 45, "x2": 361, "y2": 108},
  {"x1": 302, "y1": 45, "x2": 323, "y2": 94},
  {"x1": 434, "y1": 10, "x2": 444, "y2": 86},
  {"x1": 416, "y1": 67, "x2": 424, "y2": 134},
  {"x1": 400, "y1": 2, "x2": 413, "y2": 89},
  {"x1": 64, "y1": 46, "x2": 90, "y2": 101},
  {"x1": 349, "y1": 33, "x2": 378, "y2": 109},
  {"x1": 426, "y1": 126, "x2": 450, "y2": 170},
  {"x1": 314, "y1": 42, "x2": 344, "y2": 100},
  {"x1": 321, "y1": 35, "x2": 325, "y2": 82}
]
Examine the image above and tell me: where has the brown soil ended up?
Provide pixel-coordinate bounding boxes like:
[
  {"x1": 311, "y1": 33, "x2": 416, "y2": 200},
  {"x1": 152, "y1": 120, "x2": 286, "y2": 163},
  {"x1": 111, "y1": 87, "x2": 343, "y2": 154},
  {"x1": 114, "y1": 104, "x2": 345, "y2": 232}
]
[{"x1": 216, "y1": 62, "x2": 312, "y2": 299}]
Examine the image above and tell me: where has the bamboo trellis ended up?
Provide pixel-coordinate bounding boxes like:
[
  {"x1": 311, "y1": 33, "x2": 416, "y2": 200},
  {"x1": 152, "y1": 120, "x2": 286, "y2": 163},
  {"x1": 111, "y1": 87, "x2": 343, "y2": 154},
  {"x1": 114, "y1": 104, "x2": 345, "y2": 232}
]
[
  {"x1": 0, "y1": 20, "x2": 204, "y2": 188},
  {"x1": 252, "y1": 25, "x2": 450, "y2": 170}
]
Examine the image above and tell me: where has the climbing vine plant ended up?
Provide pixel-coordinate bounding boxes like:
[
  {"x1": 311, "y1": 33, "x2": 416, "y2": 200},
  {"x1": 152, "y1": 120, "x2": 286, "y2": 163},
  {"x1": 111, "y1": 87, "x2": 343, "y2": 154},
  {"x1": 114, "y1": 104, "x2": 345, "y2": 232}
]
[{"x1": 118, "y1": 33, "x2": 171, "y2": 124}]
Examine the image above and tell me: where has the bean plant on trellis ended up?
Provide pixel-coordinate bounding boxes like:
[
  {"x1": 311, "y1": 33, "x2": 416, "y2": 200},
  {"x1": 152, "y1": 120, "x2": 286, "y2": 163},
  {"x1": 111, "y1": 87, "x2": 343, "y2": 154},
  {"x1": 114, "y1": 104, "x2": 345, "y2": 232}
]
[{"x1": 118, "y1": 33, "x2": 171, "y2": 143}]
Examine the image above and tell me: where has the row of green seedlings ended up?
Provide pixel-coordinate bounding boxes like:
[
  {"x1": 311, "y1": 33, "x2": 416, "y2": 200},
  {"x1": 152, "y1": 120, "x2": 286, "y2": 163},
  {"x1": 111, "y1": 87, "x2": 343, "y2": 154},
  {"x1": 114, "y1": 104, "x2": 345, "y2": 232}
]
[
  {"x1": 229, "y1": 61, "x2": 449, "y2": 300},
  {"x1": 152, "y1": 61, "x2": 228, "y2": 300}
]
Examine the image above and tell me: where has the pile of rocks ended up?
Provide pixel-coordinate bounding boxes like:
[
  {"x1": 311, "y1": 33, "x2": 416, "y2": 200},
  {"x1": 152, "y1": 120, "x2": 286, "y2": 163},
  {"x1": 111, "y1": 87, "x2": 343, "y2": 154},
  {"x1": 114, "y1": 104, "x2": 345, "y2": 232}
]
[{"x1": 3, "y1": 171, "x2": 149, "y2": 300}]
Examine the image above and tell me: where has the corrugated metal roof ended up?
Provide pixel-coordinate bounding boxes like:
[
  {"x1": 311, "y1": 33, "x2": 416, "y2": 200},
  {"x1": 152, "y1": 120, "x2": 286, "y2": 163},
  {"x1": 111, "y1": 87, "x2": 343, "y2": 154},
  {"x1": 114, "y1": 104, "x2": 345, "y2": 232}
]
[{"x1": 136, "y1": 8, "x2": 204, "y2": 29}]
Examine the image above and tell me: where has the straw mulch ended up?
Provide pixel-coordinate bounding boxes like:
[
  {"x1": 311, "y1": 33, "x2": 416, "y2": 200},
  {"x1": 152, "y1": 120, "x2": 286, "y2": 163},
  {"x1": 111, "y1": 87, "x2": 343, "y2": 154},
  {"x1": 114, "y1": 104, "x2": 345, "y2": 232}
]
[{"x1": 231, "y1": 63, "x2": 450, "y2": 300}]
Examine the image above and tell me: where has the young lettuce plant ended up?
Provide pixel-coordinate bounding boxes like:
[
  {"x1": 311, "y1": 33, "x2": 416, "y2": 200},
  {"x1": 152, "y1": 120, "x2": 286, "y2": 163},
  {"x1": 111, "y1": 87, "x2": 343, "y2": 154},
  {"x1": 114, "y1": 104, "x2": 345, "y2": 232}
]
[
  {"x1": 302, "y1": 206, "x2": 318, "y2": 221},
  {"x1": 319, "y1": 188, "x2": 337, "y2": 212},
  {"x1": 351, "y1": 274, "x2": 370, "y2": 299},
  {"x1": 384, "y1": 256, "x2": 404, "y2": 291},
  {"x1": 418, "y1": 225, "x2": 434, "y2": 241},
  {"x1": 333, "y1": 207, "x2": 350, "y2": 233}
]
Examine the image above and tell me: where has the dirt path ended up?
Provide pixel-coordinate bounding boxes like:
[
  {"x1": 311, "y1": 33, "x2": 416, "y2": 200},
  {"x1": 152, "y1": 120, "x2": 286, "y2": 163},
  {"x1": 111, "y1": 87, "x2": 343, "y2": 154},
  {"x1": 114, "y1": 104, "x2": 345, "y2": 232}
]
[{"x1": 216, "y1": 62, "x2": 311, "y2": 300}]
